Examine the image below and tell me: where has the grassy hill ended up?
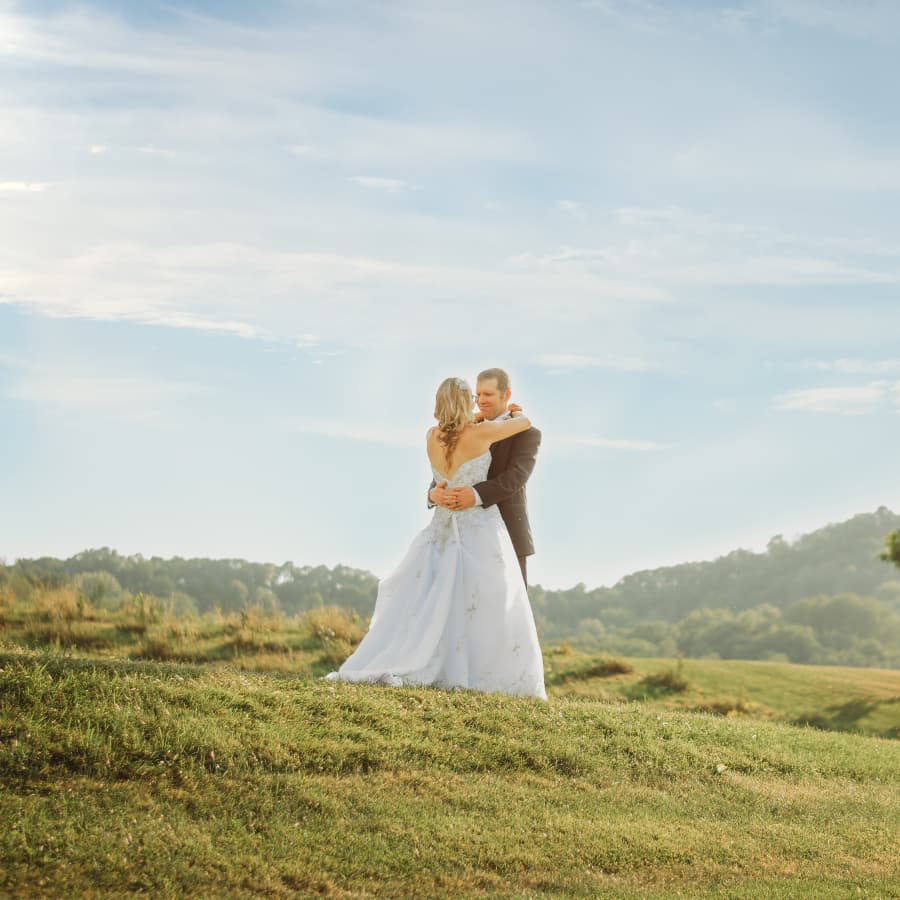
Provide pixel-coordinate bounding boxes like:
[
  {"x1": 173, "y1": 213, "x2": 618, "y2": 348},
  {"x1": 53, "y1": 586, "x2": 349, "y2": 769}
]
[
  {"x1": 547, "y1": 650, "x2": 900, "y2": 739},
  {"x1": 2, "y1": 646, "x2": 899, "y2": 897},
  {"x1": 3, "y1": 593, "x2": 897, "y2": 739}
]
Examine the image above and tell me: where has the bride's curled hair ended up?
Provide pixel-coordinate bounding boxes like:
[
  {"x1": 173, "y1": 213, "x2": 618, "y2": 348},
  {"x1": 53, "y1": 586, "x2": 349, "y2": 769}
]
[{"x1": 434, "y1": 377, "x2": 475, "y2": 468}]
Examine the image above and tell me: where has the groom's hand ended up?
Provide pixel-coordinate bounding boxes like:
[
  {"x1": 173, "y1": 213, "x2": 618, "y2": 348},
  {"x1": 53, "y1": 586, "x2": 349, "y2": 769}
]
[
  {"x1": 429, "y1": 481, "x2": 453, "y2": 508},
  {"x1": 445, "y1": 486, "x2": 476, "y2": 509}
]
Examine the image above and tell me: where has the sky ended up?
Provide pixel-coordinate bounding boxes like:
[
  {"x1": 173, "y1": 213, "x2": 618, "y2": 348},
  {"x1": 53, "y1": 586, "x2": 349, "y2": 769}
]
[{"x1": 2, "y1": 0, "x2": 900, "y2": 590}]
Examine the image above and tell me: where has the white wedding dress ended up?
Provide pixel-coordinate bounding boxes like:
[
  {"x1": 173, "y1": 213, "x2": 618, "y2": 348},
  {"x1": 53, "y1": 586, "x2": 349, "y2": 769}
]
[{"x1": 326, "y1": 450, "x2": 547, "y2": 699}]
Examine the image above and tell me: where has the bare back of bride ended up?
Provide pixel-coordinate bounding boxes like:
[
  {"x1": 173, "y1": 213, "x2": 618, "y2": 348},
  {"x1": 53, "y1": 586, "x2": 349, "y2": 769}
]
[{"x1": 326, "y1": 377, "x2": 546, "y2": 699}]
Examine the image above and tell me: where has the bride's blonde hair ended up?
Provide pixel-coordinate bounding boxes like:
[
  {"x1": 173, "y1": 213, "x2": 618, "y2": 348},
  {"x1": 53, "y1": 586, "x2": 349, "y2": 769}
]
[{"x1": 434, "y1": 377, "x2": 475, "y2": 468}]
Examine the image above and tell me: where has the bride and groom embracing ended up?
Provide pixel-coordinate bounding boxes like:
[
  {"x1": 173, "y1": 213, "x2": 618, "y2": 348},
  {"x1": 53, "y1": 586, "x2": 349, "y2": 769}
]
[{"x1": 327, "y1": 368, "x2": 547, "y2": 700}]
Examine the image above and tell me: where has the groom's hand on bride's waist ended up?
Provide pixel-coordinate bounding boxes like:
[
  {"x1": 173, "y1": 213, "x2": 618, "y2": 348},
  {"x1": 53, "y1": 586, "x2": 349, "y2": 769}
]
[{"x1": 445, "y1": 486, "x2": 477, "y2": 510}]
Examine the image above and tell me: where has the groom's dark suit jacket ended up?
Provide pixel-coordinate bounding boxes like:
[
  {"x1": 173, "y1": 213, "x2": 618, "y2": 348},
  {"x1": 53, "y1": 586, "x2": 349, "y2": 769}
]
[
  {"x1": 474, "y1": 427, "x2": 541, "y2": 558},
  {"x1": 430, "y1": 426, "x2": 542, "y2": 559}
]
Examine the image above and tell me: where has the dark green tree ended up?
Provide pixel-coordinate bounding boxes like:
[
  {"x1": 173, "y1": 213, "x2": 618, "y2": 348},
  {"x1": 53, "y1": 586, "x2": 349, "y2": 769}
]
[{"x1": 881, "y1": 530, "x2": 900, "y2": 570}]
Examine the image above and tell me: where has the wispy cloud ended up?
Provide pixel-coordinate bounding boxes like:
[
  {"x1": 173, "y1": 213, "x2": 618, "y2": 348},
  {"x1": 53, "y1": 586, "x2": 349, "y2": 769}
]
[
  {"x1": 0, "y1": 237, "x2": 672, "y2": 357},
  {"x1": 288, "y1": 144, "x2": 319, "y2": 158},
  {"x1": 810, "y1": 359, "x2": 900, "y2": 375},
  {"x1": 6, "y1": 369, "x2": 213, "y2": 424},
  {"x1": 557, "y1": 200, "x2": 585, "y2": 217},
  {"x1": 538, "y1": 353, "x2": 653, "y2": 372},
  {"x1": 774, "y1": 382, "x2": 891, "y2": 415},
  {"x1": 555, "y1": 433, "x2": 669, "y2": 451},
  {"x1": 582, "y1": 1, "x2": 900, "y2": 45},
  {"x1": 669, "y1": 256, "x2": 898, "y2": 287},
  {"x1": 755, "y1": 0, "x2": 900, "y2": 44},
  {"x1": 282, "y1": 418, "x2": 420, "y2": 449},
  {"x1": 0, "y1": 182, "x2": 47, "y2": 192},
  {"x1": 0, "y1": 351, "x2": 24, "y2": 368},
  {"x1": 136, "y1": 145, "x2": 176, "y2": 159},
  {"x1": 349, "y1": 176, "x2": 412, "y2": 192}
]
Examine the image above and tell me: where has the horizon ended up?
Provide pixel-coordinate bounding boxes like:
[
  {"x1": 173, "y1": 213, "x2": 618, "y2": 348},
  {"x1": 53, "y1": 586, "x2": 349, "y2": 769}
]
[
  {"x1": 5, "y1": 504, "x2": 896, "y2": 593},
  {"x1": 3, "y1": 1, "x2": 900, "y2": 589}
]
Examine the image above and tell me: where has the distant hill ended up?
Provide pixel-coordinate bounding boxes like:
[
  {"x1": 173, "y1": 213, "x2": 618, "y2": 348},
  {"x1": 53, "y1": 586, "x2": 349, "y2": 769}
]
[
  {"x1": 4, "y1": 507, "x2": 900, "y2": 667},
  {"x1": 532, "y1": 506, "x2": 900, "y2": 624},
  {"x1": 530, "y1": 507, "x2": 900, "y2": 667}
]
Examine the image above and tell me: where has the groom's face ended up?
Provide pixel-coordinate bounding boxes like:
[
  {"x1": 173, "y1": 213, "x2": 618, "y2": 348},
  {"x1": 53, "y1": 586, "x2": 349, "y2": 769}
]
[{"x1": 476, "y1": 378, "x2": 511, "y2": 421}]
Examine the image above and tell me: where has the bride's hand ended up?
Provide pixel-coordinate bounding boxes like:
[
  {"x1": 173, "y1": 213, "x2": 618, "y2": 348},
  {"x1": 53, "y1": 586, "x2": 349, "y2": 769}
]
[{"x1": 509, "y1": 403, "x2": 523, "y2": 417}]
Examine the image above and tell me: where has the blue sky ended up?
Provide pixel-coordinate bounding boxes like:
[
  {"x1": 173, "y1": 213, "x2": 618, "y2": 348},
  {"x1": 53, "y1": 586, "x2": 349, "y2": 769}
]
[{"x1": 2, "y1": 0, "x2": 899, "y2": 589}]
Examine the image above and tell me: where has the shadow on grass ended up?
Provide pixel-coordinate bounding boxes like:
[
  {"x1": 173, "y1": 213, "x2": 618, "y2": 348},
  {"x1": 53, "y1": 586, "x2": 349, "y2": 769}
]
[
  {"x1": 792, "y1": 695, "x2": 900, "y2": 739},
  {"x1": 624, "y1": 661, "x2": 690, "y2": 701},
  {"x1": 545, "y1": 657, "x2": 634, "y2": 687}
]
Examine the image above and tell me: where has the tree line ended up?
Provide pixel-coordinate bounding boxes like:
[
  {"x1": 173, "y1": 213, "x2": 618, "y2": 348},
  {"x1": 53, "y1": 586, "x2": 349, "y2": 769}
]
[
  {"x1": 3, "y1": 508, "x2": 899, "y2": 668},
  {"x1": 528, "y1": 508, "x2": 900, "y2": 666}
]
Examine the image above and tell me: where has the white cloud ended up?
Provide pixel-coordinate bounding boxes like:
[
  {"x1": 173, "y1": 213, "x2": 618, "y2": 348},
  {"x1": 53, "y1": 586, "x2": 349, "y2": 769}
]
[
  {"x1": 582, "y1": 1, "x2": 900, "y2": 45},
  {"x1": 513, "y1": 206, "x2": 900, "y2": 289},
  {"x1": 0, "y1": 181, "x2": 47, "y2": 192},
  {"x1": 670, "y1": 105, "x2": 900, "y2": 192},
  {"x1": 757, "y1": 0, "x2": 900, "y2": 44},
  {"x1": 529, "y1": 247, "x2": 611, "y2": 266},
  {"x1": 0, "y1": 351, "x2": 24, "y2": 368},
  {"x1": 774, "y1": 382, "x2": 889, "y2": 415},
  {"x1": 669, "y1": 256, "x2": 898, "y2": 287},
  {"x1": 0, "y1": 237, "x2": 673, "y2": 357},
  {"x1": 615, "y1": 206, "x2": 763, "y2": 239},
  {"x1": 89, "y1": 145, "x2": 107, "y2": 154},
  {"x1": 537, "y1": 353, "x2": 653, "y2": 372},
  {"x1": 557, "y1": 200, "x2": 585, "y2": 217},
  {"x1": 283, "y1": 419, "x2": 668, "y2": 453},
  {"x1": 812, "y1": 359, "x2": 900, "y2": 375},
  {"x1": 349, "y1": 176, "x2": 411, "y2": 192},
  {"x1": 136, "y1": 145, "x2": 176, "y2": 158},
  {"x1": 282, "y1": 418, "x2": 420, "y2": 449},
  {"x1": 6, "y1": 368, "x2": 212, "y2": 424},
  {"x1": 555, "y1": 433, "x2": 669, "y2": 451}
]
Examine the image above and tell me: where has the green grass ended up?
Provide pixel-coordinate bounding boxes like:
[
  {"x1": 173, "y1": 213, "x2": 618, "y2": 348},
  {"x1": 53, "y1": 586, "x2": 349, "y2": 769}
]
[
  {"x1": 2, "y1": 647, "x2": 899, "y2": 898},
  {"x1": 2, "y1": 598, "x2": 899, "y2": 896},
  {"x1": 4, "y1": 596, "x2": 898, "y2": 740},
  {"x1": 547, "y1": 650, "x2": 900, "y2": 739}
]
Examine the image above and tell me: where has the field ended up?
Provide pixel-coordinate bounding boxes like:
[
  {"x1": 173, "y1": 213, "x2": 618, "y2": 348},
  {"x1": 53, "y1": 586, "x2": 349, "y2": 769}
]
[
  {"x1": 546, "y1": 651, "x2": 900, "y2": 739},
  {"x1": 1, "y1": 597, "x2": 899, "y2": 896}
]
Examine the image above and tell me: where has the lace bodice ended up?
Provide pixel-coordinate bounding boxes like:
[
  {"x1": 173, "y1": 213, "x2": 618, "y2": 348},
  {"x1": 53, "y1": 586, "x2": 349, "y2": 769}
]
[
  {"x1": 430, "y1": 449, "x2": 491, "y2": 488},
  {"x1": 427, "y1": 450, "x2": 495, "y2": 550}
]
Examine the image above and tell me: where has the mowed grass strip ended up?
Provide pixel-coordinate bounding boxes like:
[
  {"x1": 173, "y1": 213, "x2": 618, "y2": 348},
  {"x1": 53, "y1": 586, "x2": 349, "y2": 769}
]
[{"x1": 2, "y1": 651, "x2": 899, "y2": 897}]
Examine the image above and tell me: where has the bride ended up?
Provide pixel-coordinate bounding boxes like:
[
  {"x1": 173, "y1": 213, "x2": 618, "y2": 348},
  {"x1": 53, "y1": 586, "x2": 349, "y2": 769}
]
[{"x1": 326, "y1": 376, "x2": 547, "y2": 699}]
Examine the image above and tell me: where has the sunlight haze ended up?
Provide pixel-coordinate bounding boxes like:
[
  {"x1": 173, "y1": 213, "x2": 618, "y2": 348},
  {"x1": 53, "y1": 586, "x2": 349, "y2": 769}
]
[{"x1": 2, "y1": 0, "x2": 899, "y2": 587}]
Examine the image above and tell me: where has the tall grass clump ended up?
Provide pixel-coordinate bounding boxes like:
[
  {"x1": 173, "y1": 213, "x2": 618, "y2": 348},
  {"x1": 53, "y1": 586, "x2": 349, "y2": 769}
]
[
  {"x1": 638, "y1": 657, "x2": 690, "y2": 693},
  {"x1": 224, "y1": 603, "x2": 289, "y2": 655},
  {"x1": 0, "y1": 586, "x2": 14, "y2": 624},
  {"x1": 299, "y1": 605, "x2": 365, "y2": 666}
]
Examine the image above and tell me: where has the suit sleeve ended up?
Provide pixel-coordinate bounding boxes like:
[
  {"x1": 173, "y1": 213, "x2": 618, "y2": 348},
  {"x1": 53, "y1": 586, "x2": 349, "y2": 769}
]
[
  {"x1": 472, "y1": 427, "x2": 541, "y2": 509},
  {"x1": 426, "y1": 477, "x2": 436, "y2": 509}
]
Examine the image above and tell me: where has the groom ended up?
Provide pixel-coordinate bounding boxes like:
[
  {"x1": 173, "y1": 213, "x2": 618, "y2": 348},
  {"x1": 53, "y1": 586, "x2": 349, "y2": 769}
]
[{"x1": 429, "y1": 367, "x2": 541, "y2": 586}]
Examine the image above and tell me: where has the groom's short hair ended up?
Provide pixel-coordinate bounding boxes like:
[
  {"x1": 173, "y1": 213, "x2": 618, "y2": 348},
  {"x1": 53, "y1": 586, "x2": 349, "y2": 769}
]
[{"x1": 477, "y1": 367, "x2": 510, "y2": 392}]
